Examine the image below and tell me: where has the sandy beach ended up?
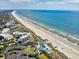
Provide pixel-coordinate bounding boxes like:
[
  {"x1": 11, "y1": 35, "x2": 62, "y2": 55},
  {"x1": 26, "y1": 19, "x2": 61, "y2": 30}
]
[{"x1": 12, "y1": 11, "x2": 79, "y2": 59}]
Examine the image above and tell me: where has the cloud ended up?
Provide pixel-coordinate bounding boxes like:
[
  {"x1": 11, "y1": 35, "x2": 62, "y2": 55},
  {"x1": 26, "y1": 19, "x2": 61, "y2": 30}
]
[
  {"x1": 10, "y1": 0, "x2": 38, "y2": 2},
  {"x1": 67, "y1": 0, "x2": 79, "y2": 4},
  {"x1": 10, "y1": 0, "x2": 79, "y2": 4},
  {"x1": 9, "y1": 0, "x2": 79, "y2": 2},
  {"x1": 68, "y1": 0, "x2": 79, "y2": 2},
  {"x1": 0, "y1": 0, "x2": 79, "y2": 10},
  {"x1": 43, "y1": 1, "x2": 65, "y2": 4}
]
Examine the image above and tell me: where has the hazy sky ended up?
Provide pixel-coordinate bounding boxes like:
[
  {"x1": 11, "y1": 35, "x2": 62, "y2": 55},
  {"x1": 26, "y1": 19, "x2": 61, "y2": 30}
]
[{"x1": 0, "y1": 0, "x2": 79, "y2": 10}]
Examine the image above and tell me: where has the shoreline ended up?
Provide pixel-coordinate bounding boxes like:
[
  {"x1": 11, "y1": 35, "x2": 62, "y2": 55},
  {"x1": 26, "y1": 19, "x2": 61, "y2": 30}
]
[
  {"x1": 16, "y1": 11, "x2": 79, "y2": 45},
  {"x1": 12, "y1": 11, "x2": 79, "y2": 59},
  {"x1": 16, "y1": 10, "x2": 79, "y2": 38}
]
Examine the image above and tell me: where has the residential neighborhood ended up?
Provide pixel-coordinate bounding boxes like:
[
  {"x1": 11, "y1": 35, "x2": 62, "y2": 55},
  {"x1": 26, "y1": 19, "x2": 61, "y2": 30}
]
[{"x1": 0, "y1": 11, "x2": 68, "y2": 59}]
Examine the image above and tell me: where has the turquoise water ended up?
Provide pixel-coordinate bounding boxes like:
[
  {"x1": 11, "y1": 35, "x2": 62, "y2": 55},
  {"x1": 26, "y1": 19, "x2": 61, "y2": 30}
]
[{"x1": 17, "y1": 10, "x2": 79, "y2": 36}]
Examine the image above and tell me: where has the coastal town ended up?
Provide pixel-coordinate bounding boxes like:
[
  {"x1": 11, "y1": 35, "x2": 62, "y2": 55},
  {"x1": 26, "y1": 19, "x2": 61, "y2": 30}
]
[{"x1": 0, "y1": 11, "x2": 69, "y2": 59}]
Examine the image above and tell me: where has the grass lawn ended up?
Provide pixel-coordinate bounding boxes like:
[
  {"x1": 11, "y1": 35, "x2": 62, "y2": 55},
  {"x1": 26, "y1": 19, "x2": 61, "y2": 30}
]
[
  {"x1": 38, "y1": 54, "x2": 49, "y2": 59},
  {"x1": 24, "y1": 45, "x2": 35, "y2": 55}
]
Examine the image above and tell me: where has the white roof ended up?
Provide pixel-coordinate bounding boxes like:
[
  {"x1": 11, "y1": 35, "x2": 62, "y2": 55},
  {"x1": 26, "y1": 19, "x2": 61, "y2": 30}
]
[
  {"x1": 19, "y1": 35, "x2": 28, "y2": 39},
  {"x1": 5, "y1": 21, "x2": 15, "y2": 25},
  {"x1": 2, "y1": 28, "x2": 10, "y2": 34},
  {"x1": 18, "y1": 33, "x2": 32, "y2": 40},
  {"x1": 13, "y1": 31, "x2": 27, "y2": 35},
  {"x1": 0, "y1": 34, "x2": 13, "y2": 40}
]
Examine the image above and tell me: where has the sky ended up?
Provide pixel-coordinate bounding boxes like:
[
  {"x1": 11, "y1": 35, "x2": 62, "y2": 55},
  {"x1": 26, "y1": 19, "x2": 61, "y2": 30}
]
[{"x1": 0, "y1": 0, "x2": 79, "y2": 10}]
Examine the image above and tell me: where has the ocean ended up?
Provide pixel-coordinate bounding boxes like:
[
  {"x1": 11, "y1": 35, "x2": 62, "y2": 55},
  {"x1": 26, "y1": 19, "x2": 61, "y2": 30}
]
[{"x1": 17, "y1": 10, "x2": 79, "y2": 36}]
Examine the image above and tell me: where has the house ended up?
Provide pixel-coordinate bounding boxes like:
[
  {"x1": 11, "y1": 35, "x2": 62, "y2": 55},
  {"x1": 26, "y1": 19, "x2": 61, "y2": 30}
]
[
  {"x1": 5, "y1": 21, "x2": 15, "y2": 28},
  {"x1": 17, "y1": 33, "x2": 32, "y2": 44},
  {"x1": 0, "y1": 34, "x2": 13, "y2": 41},
  {"x1": 1, "y1": 28, "x2": 10, "y2": 34},
  {"x1": 5, "y1": 20, "x2": 16, "y2": 27},
  {"x1": 10, "y1": 24, "x2": 21, "y2": 30},
  {"x1": 38, "y1": 41, "x2": 52, "y2": 54},
  {"x1": 13, "y1": 31, "x2": 32, "y2": 44},
  {"x1": 5, "y1": 21, "x2": 21, "y2": 30},
  {"x1": 13, "y1": 31, "x2": 27, "y2": 38}
]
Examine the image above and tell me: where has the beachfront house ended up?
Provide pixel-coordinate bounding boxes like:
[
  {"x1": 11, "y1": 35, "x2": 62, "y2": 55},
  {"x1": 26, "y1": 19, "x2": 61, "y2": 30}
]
[
  {"x1": 17, "y1": 33, "x2": 32, "y2": 44},
  {"x1": 13, "y1": 31, "x2": 27, "y2": 38},
  {"x1": 13, "y1": 31, "x2": 32, "y2": 44},
  {"x1": 38, "y1": 41, "x2": 52, "y2": 54}
]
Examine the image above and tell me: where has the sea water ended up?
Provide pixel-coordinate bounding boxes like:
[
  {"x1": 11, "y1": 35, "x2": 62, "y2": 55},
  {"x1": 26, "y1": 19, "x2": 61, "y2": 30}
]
[{"x1": 17, "y1": 10, "x2": 79, "y2": 36}]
